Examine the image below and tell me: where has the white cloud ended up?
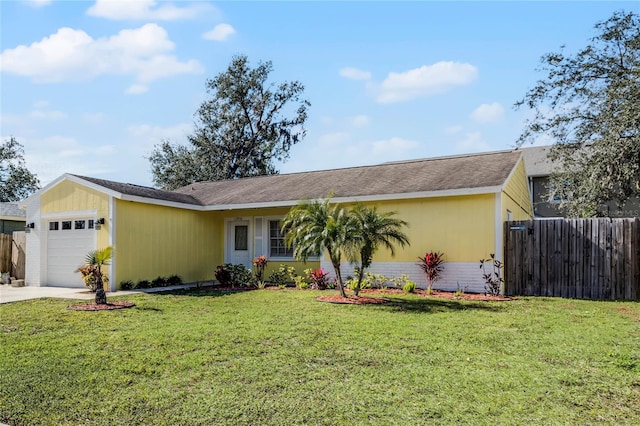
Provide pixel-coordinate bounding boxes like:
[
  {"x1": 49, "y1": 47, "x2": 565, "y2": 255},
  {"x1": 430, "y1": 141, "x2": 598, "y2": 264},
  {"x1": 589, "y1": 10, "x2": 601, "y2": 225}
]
[
  {"x1": 349, "y1": 115, "x2": 370, "y2": 128},
  {"x1": 371, "y1": 137, "x2": 419, "y2": 158},
  {"x1": 319, "y1": 116, "x2": 334, "y2": 126},
  {"x1": 376, "y1": 61, "x2": 478, "y2": 103},
  {"x1": 81, "y1": 112, "x2": 107, "y2": 123},
  {"x1": 455, "y1": 132, "x2": 490, "y2": 153},
  {"x1": 470, "y1": 102, "x2": 505, "y2": 124},
  {"x1": 126, "y1": 84, "x2": 149, "y2": 95},
  {"x1": 86, "y1": 0, "x2": 212, "y2": 21},
  {"x1": 339, "y1": 67, "x2": 371, "y2": 81},
  {"x1": 0, "y1": 24, "x2": 203, "y2": 87},
  {"x1": 29, "y1": 109, "x2": 68, "y2": 120},
  {"x1": 444, "y1": 125, "x2": 463, "y2": 135},
  {"x1": 33, "y1": 100, "x2": 50, "y2": 109},
  {"x1": 127, "y1": 122, "x2": 192, "y2": 153},
  {"x1": 26, "y1": 0, "x2": 51, "y2": 8},
  {"x1": 318, "y1": 132, "x2": 349, "y2": 147},
  {"x1": 18, "y1": 135, "x2": 116, "y2": 184},
  {"x1": 202, "y1": 24, "x2": 236, "y2": 41}
]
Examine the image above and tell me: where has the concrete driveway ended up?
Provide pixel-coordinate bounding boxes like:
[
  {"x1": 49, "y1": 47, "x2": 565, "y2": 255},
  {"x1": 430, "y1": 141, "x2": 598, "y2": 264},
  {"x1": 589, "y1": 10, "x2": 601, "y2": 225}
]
[
  {"x1": 0, "y1": 285, "x2": 124, "y2": 304},
  {"x1": 0, "y1": 283, "x2": 203, "y2": 303}
]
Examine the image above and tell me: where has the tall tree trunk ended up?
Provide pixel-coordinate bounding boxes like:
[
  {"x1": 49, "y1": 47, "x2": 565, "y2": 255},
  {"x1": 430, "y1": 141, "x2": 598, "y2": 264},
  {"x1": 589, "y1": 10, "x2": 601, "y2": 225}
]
[{"x1": 332, "y1": 261, "x2": 346, "y2": 298}]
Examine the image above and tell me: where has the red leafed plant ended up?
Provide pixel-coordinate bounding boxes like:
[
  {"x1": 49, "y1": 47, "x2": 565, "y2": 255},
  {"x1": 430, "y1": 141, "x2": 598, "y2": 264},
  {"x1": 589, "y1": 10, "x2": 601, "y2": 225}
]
[
  {"x1": 418, "y1": 251, "x2": 445, "y2": 291},
  {"x1": 252, "y1": 256, "x2": 269, "y2": 287},
  {"x1": 309, "y1": 268, "x2": 329, "y2": 290}
]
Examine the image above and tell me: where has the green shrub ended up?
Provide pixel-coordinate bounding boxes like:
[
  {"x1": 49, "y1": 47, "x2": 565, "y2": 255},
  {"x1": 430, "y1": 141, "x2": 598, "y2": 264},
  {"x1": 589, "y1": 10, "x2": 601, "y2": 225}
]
[
  {"x1": 215, "y1": 265, "x2": 232, "y2": 286},
  {"x1": 215, "y1": 264, "x2": 254, "y2": 287},
  {"x1": 293, "y1": 275, "x2": 309, "y2": 289},
  {"x1": 167, "y1": 275, "x2": 182, "y2": 286},
  {"x1": 347, "y1": 268, "x2": 374, "y2": 291},
  {"x1": 403, "y1": 281, "x2": 416, "y2": 293},
  {"x1": 228, "y1": 264, "x2": 255, "y2": 287},
  {"x1": 136, "y1": 279, "x2": 150, "y2": 289},
  {"x1": 365, "y1": 272, "x2": 389, "y2": 289},
  {"x1": 152, "y1": 276, "x2": 167, "y2": 288},
  {"x1": 120, "y1": 280, "x2": 134, "y2": 290},
  {"x1": 268, "y1": 264, "x2": 296, "y2": 287},
  {"x1": 390, "y1": 274, "x2": 412, "y2": 289}
]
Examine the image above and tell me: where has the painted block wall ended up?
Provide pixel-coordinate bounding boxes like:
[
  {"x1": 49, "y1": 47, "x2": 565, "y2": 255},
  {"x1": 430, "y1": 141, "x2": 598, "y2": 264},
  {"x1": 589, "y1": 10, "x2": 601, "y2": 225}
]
[{"x1": 321, "y1": 260, "x2": 487, "y2": 293}]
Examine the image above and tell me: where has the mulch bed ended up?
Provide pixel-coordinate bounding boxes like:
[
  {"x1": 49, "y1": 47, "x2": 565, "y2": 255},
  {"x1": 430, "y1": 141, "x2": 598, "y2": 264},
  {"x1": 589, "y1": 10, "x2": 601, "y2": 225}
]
[
  {"x1": 364, "y1": 288, "x2": 515, "y2": 301},
  {"x1": 67, "y1": 301, "x2": 136, "y2": 311},
  {"x1": 317, "y1": 289, "x2": 515, "y2": 304}
]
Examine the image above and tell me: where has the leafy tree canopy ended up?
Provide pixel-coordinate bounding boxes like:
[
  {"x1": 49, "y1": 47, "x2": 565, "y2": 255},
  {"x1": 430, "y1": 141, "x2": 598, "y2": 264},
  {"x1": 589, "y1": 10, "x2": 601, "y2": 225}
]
[
  {"x1": 150, "y1": 54, "x2": 310, "y2": 190},
  {"x1": 516, "y1": 11, "x2": 640, "y2": 217},
  {"x1": 0, "y1": 136, "x2": 40, "y2": 202}
]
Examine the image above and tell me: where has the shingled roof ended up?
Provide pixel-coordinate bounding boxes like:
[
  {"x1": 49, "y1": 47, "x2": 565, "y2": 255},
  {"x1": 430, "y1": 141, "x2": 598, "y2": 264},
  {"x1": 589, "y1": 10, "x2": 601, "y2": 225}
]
[
  {"x1": 0, "y1": 202, "x2": 25, "y2": 218},
  {"x1": 72, "y1": 175, "x2": 202, "y2": 206},
  {"x1": 518, "y1": 145, "x2": 554, "y2": 177},
  {"x1": 173, "y1": 150, "x2": 522, "y2": 207}
]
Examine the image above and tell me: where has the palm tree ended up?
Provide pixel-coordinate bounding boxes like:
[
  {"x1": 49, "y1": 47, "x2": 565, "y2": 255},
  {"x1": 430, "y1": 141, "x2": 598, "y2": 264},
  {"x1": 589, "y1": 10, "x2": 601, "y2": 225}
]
[
  {"x1": 282, "y1": 197, "x2": 355, "y2": 298},
  {"x1": 348, "y1": 204, "x2": 410, "y2": 296},
  {"x1": 80, "y1": 246, "x2": 113, "y2": 304}
]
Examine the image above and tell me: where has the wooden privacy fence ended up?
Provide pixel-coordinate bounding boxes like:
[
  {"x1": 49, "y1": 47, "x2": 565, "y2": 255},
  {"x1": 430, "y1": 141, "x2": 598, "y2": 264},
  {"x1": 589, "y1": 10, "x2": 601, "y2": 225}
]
[
  {"x1": 505, "y1": 218, "x2": 640, "y2": 300},
  {"x1": 0, "y1": 232, "x2": 26, "y2": 279}
]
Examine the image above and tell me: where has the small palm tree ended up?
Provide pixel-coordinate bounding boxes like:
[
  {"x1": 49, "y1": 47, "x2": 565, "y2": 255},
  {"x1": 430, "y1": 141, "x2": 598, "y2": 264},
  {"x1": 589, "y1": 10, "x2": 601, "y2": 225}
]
[
  {"x1": 282, "y1": 197, "x2": 355, "y2": 298},
  {"x1": 348, "y1": 204, "x2": 410, "y2": 296},
  {"x1": 77, "y1": 246, "x2": 113, "y2": 304}
]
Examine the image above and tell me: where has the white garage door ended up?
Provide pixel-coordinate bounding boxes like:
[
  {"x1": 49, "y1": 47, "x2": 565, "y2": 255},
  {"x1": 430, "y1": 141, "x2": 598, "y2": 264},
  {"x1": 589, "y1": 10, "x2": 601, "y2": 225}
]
[{"x1": 47, "y1": 218, "x2": 96, "y2": 287}]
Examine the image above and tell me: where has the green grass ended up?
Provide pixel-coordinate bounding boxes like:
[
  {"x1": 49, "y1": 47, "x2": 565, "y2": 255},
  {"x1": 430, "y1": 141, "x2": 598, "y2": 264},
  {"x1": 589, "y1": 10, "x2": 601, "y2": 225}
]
[{"x1": 1, "y1": 290, "x2": 639, "y2": 425}]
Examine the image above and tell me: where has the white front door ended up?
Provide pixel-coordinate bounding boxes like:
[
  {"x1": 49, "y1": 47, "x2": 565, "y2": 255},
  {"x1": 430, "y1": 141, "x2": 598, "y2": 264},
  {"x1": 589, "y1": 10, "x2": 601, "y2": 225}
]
[{"x1": 226, "y1": 220, "x2": 251, "y2": 269}]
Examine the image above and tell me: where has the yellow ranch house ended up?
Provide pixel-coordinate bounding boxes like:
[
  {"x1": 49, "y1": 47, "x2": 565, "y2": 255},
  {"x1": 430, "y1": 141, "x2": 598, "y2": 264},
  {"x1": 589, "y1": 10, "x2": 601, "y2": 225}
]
[{"x1": 23, "y1": 150, "x2": 532, "y2": 293}]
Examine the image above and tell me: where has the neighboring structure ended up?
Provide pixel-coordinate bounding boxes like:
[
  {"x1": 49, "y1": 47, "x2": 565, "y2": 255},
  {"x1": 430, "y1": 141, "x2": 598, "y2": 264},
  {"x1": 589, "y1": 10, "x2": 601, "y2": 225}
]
[
  {"x1": 0, "y1": 203, "x2": 26, "y2": 234},
  {"x1": 520, "y1": 146, "x2": 640, "y2": 218},
  {"x1": 22, "y1": 150, "x2": 532, "y2": 293}
]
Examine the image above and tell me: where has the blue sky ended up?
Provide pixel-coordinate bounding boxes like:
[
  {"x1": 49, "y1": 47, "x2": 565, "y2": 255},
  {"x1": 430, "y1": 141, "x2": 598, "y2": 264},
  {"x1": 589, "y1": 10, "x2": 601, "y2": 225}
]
[{"x1": 1, "y1": 1, "x2": 638, "y2": 187}]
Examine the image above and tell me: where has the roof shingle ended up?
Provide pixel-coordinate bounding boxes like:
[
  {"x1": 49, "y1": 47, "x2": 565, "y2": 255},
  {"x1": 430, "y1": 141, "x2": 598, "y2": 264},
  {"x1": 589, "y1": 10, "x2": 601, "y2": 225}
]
[
  {"x1": 72, "y1": 175, "x2": 203, "y2": 206},
  {"x1": 0, "y1": 202, "x2": 25, "y2": 218},
  {"x1": 173, "y1": 150, "x2": 522, "y2": 206}
]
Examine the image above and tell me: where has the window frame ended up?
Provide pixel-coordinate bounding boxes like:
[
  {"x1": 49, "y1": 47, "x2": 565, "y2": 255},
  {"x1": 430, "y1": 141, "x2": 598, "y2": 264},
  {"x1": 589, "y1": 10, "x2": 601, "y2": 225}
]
[{"x1": 268, "y1": 219, "x2": 294, "y2": 259}]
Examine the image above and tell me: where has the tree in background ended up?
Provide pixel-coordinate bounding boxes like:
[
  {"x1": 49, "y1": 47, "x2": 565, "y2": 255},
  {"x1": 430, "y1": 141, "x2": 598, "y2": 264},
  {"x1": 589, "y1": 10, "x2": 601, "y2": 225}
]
[
  {"x1": 0, "y1": 136, "x2": 40, "y2": 202},
  {"x1": 516, "y1": 11, "x2": 640, "y2": 217},
  {"x1": 150, "y1": 54, "x2": 310, "y2": 190}
]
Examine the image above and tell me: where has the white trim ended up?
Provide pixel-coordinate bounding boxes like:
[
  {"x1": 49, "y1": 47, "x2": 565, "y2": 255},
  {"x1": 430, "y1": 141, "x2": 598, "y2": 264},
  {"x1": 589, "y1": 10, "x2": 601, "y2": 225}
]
[
  {"x1": 22, "y1": 174, "x2": 120, "y2": 205},
  {"x1": 108, "y1": 196, "x2": 116, "y2": 292},
  {"x1": 119, "y1": 194, "x2": 206, "y2": 210},
  {"x1": 41, "y1": 210, "x2": 97, "y2": 219}
]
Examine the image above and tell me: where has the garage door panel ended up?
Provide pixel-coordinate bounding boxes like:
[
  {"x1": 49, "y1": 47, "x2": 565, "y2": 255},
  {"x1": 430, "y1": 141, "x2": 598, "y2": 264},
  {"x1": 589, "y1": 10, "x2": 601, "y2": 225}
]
[{"x1": 47, "y1": 220, "x2": 96, "y2": 287}]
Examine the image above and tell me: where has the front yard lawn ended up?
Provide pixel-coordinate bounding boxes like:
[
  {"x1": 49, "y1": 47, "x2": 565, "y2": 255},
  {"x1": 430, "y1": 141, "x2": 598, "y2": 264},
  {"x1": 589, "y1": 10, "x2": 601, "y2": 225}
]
[{"x1": 1, "y1": 289, "x2": 639, "y2": 425}]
